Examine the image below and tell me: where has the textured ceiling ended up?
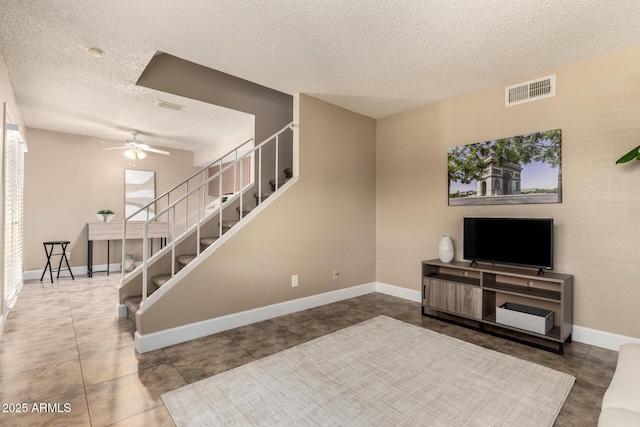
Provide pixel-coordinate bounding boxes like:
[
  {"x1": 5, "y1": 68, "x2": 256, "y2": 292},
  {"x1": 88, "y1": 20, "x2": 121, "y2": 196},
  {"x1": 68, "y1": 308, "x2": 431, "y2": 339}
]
[{"x1": 1, "y1": 0, "x2": 639, "y2": 151}]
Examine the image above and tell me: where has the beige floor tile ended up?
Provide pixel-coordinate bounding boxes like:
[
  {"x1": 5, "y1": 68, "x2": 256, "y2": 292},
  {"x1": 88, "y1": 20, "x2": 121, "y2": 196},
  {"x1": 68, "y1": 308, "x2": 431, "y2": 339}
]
[
  {"x1": 81, "y1": 345, "x2": 172, "y2": 386},
  {"x1": 0, "y1": 339, "x2": 79, "y2": 376},
  {"x1": 75, "y1": 328, "x2": 136, "y2": 356},
  {"x1": 0, "y1": 358, "x2": 84, "y2": 403},
  {"x1": 85, "y1": 363, "x2": 186, "y2": 426},
  {"x1": 108, "y1": 405, "x2": 176, "y2": 427},
  {"x1": 0, "y1": 330, "x2": 77, "y2": 354}
]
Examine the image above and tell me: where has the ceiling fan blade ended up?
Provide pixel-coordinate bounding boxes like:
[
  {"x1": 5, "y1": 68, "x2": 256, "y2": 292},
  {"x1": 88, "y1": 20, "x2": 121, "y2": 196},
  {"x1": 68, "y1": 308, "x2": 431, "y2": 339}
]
[
  {"x1": 143, "y1": 147, "x2": 170, "y2": 155},
  {"x1": 102, "y1": 146, "x2": 129, "y2": 150}
]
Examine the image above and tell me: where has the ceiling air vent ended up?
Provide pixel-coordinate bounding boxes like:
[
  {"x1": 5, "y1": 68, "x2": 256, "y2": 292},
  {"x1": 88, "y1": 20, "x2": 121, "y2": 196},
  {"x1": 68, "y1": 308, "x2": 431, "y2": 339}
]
[
  {"x1": 155, "y1": 100, "x2": 185, "y2": 111},
  {"x1": 505, "y1": 74, "x2": 556, "y2": 107}
]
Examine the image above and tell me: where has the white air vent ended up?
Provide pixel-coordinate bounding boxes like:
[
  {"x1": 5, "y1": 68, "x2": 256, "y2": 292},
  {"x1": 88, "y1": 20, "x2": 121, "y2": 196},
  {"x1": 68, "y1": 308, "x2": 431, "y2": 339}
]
[
  {"x1": 505, "y1": 74, "x2": 556, "y2": 107},
  {"x1": 155, "y1": 100, "x2": 185, "y2": 111}
]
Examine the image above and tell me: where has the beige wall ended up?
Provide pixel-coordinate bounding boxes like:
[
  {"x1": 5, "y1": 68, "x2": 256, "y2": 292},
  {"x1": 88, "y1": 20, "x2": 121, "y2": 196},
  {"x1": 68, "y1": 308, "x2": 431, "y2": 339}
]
[
  {"x1": 137, "y1": 53, "x2": 293, "y2": 147},
  {"x1": 193, "y1": 125, "x2": 254, "y2": 167},
  {"x1": 376, "y1": 46, "x2": 640, "y2": 338},
  {"x1": 137, "y1": 53, "x2": 294, "y2": 202},
  {"x1": 139, "y1": 94, "x2": 377, "y2": 333},
  {"x1": 23, "y1": 128, "x2": 200, "y2": 272}
]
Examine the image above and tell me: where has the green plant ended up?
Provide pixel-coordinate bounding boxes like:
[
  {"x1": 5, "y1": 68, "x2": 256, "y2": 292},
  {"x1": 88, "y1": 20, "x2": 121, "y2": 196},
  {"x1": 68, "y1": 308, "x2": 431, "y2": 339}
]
[
  {"x1": 616, "y1": 145, "x2": 640, "y2": 164},
  {"x1": 97, "y1": 209, "x2": 114, "y2": 215}
]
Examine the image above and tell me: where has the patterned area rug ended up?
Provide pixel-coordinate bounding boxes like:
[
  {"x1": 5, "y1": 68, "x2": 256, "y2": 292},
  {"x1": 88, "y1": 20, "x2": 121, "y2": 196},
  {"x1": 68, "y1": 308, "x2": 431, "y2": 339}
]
[{"x1": 162, "y1": 315, "x2": 574, "y2": 426}]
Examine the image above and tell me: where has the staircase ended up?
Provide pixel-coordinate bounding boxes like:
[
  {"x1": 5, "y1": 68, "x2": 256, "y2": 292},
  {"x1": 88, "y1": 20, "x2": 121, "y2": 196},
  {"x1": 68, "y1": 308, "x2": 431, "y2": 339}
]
[
  {"x1": 119, "y1": 123, "x2": 294, "y2": 328},
  {"x1": 122, "y1": 168, "x2": 293, "y2": 323}
]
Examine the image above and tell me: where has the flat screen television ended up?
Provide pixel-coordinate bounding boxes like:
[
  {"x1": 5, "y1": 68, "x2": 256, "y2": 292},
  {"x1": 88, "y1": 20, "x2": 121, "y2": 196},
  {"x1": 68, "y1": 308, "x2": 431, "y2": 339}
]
[{"x1": 463, "y1": 217, "x2": 554, "y2": 271}]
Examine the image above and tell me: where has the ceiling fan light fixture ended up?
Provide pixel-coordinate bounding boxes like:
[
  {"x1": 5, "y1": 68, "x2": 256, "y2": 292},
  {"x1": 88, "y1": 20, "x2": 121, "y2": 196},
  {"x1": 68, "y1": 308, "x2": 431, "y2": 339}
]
[
  {"x1": 124, "y1": 148, "x2": 136, "y2": 159},
  {"x1": 86, "y1": 47, "x2": 105, "y2": 58},
  {"x1": 136, "y1": 149, "x2": 147, "y2": 159}
]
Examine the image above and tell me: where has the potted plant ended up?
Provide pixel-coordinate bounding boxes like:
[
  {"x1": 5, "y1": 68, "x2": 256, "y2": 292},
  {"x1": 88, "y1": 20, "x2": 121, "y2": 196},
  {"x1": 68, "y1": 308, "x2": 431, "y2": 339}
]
[
  {"x1": 616, "y1": 145, "x2": 640, "y2": 164},
  {"x1": 96, "y1": 209, "x2": 115, "y2": 222}
]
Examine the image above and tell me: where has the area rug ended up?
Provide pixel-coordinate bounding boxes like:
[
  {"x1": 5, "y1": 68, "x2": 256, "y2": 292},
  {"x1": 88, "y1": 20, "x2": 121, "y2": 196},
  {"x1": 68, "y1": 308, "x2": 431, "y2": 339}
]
[{"x1": 162, "y1": 315, "x2": 574, "y2": 426}]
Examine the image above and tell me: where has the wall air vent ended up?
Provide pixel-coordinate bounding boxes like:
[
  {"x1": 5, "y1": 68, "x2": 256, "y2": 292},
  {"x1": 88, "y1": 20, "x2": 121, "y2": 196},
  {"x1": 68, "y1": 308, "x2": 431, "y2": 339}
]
[
  {"x1": 505, "y1": 74, "x2": 556, "y2": 107},
  {"x1": 155, "y1": 100, "x2": 185, "y2": 111}
]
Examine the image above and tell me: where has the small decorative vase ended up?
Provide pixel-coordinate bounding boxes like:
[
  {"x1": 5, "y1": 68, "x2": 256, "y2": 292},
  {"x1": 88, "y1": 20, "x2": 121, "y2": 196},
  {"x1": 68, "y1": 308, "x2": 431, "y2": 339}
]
[
  {"x1": 438, "y1": 235, "x2": 454, "y2": 263},
  {"x1": 123, "y1": 254, "x2": 135, "y2": 273},
  {"x1": 96, "y1": 213, "x2": 114, "y2": 222}
]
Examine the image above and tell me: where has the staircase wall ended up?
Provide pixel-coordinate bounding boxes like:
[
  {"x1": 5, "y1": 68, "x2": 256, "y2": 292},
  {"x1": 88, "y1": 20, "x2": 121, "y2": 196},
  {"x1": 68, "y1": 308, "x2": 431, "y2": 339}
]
[
  {"x1": 138, "y1": 94, "x2": 376, "y2": 334},
  {"x1": 136, "y1": 53, "x2": 293, "y2": 151}
]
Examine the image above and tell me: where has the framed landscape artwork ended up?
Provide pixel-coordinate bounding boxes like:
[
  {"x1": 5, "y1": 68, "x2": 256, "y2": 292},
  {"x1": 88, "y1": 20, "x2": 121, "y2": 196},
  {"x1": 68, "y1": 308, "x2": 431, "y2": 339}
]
[{"x1": 448, "y1": 129, "x2": 562, "y2": 206}]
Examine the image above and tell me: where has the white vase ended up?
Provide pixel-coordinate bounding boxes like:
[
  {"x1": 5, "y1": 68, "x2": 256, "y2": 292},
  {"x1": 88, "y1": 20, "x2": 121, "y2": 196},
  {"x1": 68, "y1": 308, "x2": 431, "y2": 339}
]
[
  {"x1": 438, "y1": 235, "x2": 454, "y2": 263},
  {"x1": 96, "y1": 213, "x2": 114, "y2": 222},
  {"x1": 123, "y1": 254, "x2": 135, "y2": 273}
]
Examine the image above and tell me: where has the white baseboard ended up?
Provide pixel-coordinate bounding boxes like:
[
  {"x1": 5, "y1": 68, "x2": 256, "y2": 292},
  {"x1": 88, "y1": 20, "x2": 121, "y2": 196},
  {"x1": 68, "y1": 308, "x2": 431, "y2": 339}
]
[
  {"x1": 24, "y1": 263, "x2": 122, "y2": 281},
  {"x1": 572, "y1": 325, "x2": 640, "y2": 352},
  {"x1": 374, "y1": 282, "x2": 421, "y2": 302},
  {"x1": 135, "y1": 282, "x2": 376, "y2": 353},
  {"x1": 134, "y1": 280, "x2": 638, "y2": 353},
  {"x1": 117, "y1": 303, "x2": 128, "y2": 319}
]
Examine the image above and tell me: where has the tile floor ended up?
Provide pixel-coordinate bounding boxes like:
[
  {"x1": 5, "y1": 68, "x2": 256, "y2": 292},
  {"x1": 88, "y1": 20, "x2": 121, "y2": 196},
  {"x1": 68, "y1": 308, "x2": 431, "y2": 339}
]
[{"x1": 0, "y1": 275, "x2": 617, "y2": 426}]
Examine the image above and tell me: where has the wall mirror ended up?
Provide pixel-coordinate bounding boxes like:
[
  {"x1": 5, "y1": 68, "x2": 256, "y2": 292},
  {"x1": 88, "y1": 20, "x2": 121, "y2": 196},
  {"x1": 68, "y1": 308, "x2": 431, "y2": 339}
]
[{"x1": 125, "y1": 169, "x2": 156, "y2": 221}]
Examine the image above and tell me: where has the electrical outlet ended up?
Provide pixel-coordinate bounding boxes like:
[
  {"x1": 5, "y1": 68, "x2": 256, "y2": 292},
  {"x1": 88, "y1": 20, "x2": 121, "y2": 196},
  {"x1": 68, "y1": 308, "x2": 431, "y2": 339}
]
[
  {"x1": 291, "y1": 274, "x2": 298, "y2": 287},
  {"x1": 332, "y1": 270, "x2": 339, "y2": 280}
]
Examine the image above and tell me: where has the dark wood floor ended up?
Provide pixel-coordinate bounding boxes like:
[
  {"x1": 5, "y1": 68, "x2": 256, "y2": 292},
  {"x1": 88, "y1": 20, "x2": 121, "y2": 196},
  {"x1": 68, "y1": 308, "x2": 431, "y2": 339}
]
[{"x1": 0, "y1": 275, "x2": 616, "y2": 426}]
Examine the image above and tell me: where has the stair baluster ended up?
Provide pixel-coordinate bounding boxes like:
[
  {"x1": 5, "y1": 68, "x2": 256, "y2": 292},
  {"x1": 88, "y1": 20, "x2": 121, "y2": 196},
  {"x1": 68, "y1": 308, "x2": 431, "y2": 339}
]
[{"x1": 120, "y1": 122, "x2": 295, "y2": 323}]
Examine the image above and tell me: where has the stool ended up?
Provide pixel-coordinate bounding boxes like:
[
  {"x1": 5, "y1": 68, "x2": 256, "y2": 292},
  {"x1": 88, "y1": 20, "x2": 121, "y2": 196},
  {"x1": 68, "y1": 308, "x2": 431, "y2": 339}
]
[{"x1": 40, "y1": 241, "x2": 75, "y2": 283}]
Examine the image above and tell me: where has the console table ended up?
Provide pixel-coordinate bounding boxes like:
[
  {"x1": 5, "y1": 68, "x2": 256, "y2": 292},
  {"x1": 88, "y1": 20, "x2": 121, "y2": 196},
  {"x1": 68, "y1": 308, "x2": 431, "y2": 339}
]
[
  {"x1": 422, "y1": 259, "x2": 573, "y2": 354},
  {"x1": 87, "y1": 222, "x2": 167, "y2": 277}
]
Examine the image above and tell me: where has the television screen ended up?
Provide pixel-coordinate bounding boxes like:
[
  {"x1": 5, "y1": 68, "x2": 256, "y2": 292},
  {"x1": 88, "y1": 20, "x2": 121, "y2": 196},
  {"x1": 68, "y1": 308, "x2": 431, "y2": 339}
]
[{"x1": 463, "y1": 217, "x2": 554, "y2": 270}]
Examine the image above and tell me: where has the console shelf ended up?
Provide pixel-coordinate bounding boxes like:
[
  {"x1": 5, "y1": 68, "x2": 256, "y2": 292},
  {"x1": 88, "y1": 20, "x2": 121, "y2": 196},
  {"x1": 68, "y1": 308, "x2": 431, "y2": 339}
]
[
  {"x1": 422, "y1": 259, "x2": 573, "y2": 354},
  {"x1": 483, "y1": 283, "x2": 561, "y2": 302}
]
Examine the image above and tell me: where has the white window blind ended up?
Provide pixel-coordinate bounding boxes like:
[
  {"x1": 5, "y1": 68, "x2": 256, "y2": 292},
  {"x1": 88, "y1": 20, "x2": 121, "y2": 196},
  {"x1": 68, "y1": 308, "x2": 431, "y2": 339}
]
[{"x1": 3, "y1": 120, "x2": 26, "y2": 311}]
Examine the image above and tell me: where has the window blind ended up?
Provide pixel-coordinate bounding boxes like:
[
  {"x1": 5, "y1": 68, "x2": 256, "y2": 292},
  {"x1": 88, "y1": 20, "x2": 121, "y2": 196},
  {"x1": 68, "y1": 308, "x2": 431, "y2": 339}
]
[{"x1": 3, "y1": 120, "x2": 26, "y2": 312}]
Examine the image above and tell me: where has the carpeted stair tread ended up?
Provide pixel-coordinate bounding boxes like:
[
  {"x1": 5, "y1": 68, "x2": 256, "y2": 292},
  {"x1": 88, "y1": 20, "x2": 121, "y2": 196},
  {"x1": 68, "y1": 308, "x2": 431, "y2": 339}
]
[
  {"x1": 151, "y1": 274, "x2": 171, "y2": 288},
  {"x1": 200, "y1": 236, "x2": 219, "y2": 246},
  {"x1": 236, "y1": 205, "x2": 257, "y2": 216},
  {"x1": 124, "y1": 295, "x2": 142, "y2": 323},
  {"x1": 220, "y1": 220, "x2": 239, "y2": 234},
  {"x1": 254, "y1": 192, "x2": 272, "y2": 203},
  {"x1": 219, "y1": 220, "x2": 239, "y2": 227},
  {"x1": 176, "y1": 254, "x2": 197, "y2": 267},
  {"x1": 269, "y1": 178, "x2": 290, "y2": 190}
]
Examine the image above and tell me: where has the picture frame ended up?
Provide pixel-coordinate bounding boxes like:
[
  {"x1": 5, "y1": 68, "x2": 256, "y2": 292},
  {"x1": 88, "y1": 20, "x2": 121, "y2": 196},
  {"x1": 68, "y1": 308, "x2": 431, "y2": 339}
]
[
  {"x1": 448, "y1": 129, "x2": 562, "y2": 206},
  {"x1": 124, "y1": 169, "x2": 156, "y2": 221}
]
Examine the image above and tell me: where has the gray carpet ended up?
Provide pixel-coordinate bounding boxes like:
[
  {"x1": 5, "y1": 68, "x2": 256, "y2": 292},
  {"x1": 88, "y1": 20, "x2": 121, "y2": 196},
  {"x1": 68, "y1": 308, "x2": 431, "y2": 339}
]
[{"x1": 162, "y1": 315, "x2": 574, "y2": 426}]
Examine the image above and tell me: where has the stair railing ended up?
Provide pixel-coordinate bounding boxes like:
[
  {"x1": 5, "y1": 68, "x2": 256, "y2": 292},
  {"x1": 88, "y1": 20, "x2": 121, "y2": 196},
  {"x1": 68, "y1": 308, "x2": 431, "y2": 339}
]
[
  {"x1": 129, "y1": 122, "x2": 294, "y2": 309},
  {"x1": 121, "y1": 136, "x2": 254, "y2": 280}
]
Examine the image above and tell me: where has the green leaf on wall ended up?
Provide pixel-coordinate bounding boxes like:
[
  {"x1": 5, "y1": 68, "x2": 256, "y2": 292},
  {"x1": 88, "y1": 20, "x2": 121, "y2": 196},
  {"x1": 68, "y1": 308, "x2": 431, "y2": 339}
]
[{"x1": 616, "y1": 145, "x2": 640, "y2": 164}]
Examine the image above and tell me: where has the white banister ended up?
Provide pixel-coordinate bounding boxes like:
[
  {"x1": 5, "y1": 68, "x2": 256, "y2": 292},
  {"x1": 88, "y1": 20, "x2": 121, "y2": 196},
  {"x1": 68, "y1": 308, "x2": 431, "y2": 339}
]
[
  {"x1": 121, "y1": 136, "x2": 256, "y2": 278},
  {"x1": 124, "y1": 123, "x2": 294, "y2": 303},
  {"x1": 275, "y1": 135, "x2": 279, "y2": 191}
]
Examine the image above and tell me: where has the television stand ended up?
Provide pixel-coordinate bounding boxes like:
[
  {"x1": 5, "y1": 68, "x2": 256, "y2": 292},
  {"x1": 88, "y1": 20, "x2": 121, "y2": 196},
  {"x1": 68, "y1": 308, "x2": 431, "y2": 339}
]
[{"x1": 421, "y1": 259, "x2": 573, "y2": 354}]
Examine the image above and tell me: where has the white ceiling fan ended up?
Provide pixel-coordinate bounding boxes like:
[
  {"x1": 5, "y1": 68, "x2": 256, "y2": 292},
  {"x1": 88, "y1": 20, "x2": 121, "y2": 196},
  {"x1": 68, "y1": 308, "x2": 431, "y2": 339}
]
[{"x1": 103, "y1": 130, "x2": 170, "y2": 159}]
